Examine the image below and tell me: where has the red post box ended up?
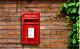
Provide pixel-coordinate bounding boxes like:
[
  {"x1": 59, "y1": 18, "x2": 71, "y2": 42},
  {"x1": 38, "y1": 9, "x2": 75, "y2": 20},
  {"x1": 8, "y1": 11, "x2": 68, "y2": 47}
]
[{"x1": 22, "y1": 12, "x2": 40, "y2": 44}]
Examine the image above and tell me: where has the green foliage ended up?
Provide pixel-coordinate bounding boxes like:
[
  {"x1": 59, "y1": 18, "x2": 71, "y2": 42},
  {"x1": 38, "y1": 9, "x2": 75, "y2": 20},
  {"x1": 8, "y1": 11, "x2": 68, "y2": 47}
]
[
  {"x1": 61, "y1": 0, "x2": 79, "y2": 49},
  {"x1": 72, "y1": 38, "x2": 76, "y2": 44},
  {"x1": 68, "y1": 31, "x2": 73, "y2": 37}
]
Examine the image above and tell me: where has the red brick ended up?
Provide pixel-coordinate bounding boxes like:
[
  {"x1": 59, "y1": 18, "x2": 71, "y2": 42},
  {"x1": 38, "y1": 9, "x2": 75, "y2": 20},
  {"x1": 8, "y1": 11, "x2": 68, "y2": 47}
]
[
  {"x1": 39, "y1": 43, "x2": 67, "y2": 48},
  {"x1": 0, "y1": 26, "x2": 20, "y2": 29},
  {"x1": 30, "y1": 48, "x2": 51, "y2": 49},
  {"x1": 40, "y1": 26, "x2": 71, "y2": 29},
  {"x1": 0, "y1": 14, "x2": 3, "y2": 16},
  {"x1": 4, "y1": 8, "x2": 16, "y2": 12},
  {"x1": 1, "y1": 13, "x2": 9, "y2": 16},
  {"x1": 0, "y1": 34, "x2": 20, "y2": 39},
  {"x1": 40, "y1": 39, "x2": 50, "y2": 43},
  {"x1": 50, "y1": 30, "x2": 69, "y2": 35},
  {"x1": 41, "y1": 35, "x2": 68, "y2": 39},
  {"x1": 0, "y1": 9, "x2": 3, "y2": 12},
  {"x1": 44, "y1": 8, "x2": 59, "y2": 12},
  {"x1": 0, "y1": 39, "x2": 8, "y2": 43},
  {"x1": 2, "y1": 44, "x2": 16, "y2": 48},
  {"x1": 4, "y1": 4, "x2": 16, "y2": 7},
  {"x1": 40, "y1": 30, "x2": 51, "y2": 35},
  {"x1": 0, "y1": 44, "x2": 2, "y2": 47},
  {"x1": 22, "y1": 8, "x2": 59, "y2": 12},
  {"x1": 24, "y1": 48, "x2": 31, "y2": 49},
  {"x1": 40, "y1": 30, "x2": 69, "y2": 35},
  {"x1": 0, "y1": 4, "x2": 4, "y2": 7},
  {"x1": 51, "y1": 4, "x2": 60, "y2": 7},
  {"x1": 0, "y1": 30, "x2": 20, "y2": 35},
  {"x1": 8, "y1": 39, "x2": 21, "y2": 43},
  {"x1": 17, "y1": 8, "x2": 21, "y2": 12},
  {"x1": 40, "y1": 38, "x2": 68, "y2": 43},
  {"x1": 0, "y1": 22, "x2": 20, "y2": 26},
  {"x1": 0, "y1": 16, "x2": 19, "y2": 21},
  {"x1": 41, "y1": 21, "x2": 66, "y2": 25},
  {"x1": 50, "y1": 39, "x2": 68, "y2": 43},
  {"x1": 22, "y1": 4, "x2": 49, "y2": 8},
  {"x1": 41, "y1": 16, "x2": 65, "y2": 21},
  {"x1": 19, "y1": 7, "x2": 29, "y2": 12},
  {"x1": 8, "y1": 13, "x2": 17, "y2": 16},
  {"x1": 7, "y1": 34, "x2": 20, "y2": 39},
  {"x1": 40, "y1": 13, "x2": 56, "y2": 17}
]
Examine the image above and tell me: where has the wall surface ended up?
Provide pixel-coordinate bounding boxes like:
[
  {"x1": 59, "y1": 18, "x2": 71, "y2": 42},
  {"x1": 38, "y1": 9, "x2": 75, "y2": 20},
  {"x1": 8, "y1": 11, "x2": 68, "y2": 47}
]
[{"x1": 0, "y1": 0, "x2": 70, "y2": 49}]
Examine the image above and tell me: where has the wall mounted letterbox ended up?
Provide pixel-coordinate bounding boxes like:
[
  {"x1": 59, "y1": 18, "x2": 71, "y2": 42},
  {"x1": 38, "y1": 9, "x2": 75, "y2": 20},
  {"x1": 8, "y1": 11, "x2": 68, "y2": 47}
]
[{"x1": 22, "y1": 12, "x2": 40, "y2": 44}]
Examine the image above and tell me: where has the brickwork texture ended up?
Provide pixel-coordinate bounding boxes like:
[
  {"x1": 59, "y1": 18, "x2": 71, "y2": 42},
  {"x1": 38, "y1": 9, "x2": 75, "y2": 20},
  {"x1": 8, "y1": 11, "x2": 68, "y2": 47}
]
[{"x1": 0, "y1": 0, "x2": 69, "y2": 49}]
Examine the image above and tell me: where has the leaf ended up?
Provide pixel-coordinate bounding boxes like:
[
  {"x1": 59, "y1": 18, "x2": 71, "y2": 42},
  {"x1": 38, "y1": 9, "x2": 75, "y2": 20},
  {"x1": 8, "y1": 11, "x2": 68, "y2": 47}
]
[
  {"x1": 76, "y1": 2, "x2": 80, "y2": 7},
  {"x1": 60, "y1": 4, "x2": 64, "y2": 11},
  {"x1": 63, "y1": 3, "x2": 68, "y2": 9},
  {"x1": 73, "y1": 28, "x2": 77, "y2": 31},
  {"x1": 73, "y1": 34, "x2": 77, "y2": 39},
  {"x1": 66, "y1": 16, "x2": 69, "y2": 19},
  {"x1": 72, "y1": 24, "x2": 77, "y2": 31},
  {"x1": 72, "y1": 16, "x2": 76, "y2": 20},
  {"x1": 67, "y1": 8, "x2": 72, "y2": 14},
  {"x1": 78, "y1": 8, "x2": 80, "y2": 14},
  {"x1": 68, "y1": 2, "x2": 76, "y2": 7},
  {"x1": 68, "y1": 31, "x2": 73, "y2": 36},
  {"x1": 78, "y1": 40, "x2": 80, "y2": 42},
  {"x1": 71, "y1": 8, "x2": 77, "y2": 13},
  {"x1": 72, "y1": 39, "x2": 76, "y2": 44},
  {"x1": 72, "y1": 24, "x2": 77, "y2": 28},
  {"x1": 72, "y1": 27, "x2": 77, "y2": 31},
  {"x1": 76, "y1": 16, "x2": 79, "y2": 20}
]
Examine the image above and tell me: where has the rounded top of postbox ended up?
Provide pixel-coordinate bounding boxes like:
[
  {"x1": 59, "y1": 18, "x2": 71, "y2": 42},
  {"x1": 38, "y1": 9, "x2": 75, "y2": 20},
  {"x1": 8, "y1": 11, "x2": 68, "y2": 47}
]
[{"x1": 22, "y1": 12, "x2": 40, "y2": 20}]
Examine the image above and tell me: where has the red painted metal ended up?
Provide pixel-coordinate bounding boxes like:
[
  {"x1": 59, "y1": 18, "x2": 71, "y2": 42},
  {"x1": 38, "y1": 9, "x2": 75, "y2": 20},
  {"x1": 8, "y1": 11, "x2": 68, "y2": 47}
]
[{"x1": 22, "y1": 12, "x2": 40, "y2": 44}]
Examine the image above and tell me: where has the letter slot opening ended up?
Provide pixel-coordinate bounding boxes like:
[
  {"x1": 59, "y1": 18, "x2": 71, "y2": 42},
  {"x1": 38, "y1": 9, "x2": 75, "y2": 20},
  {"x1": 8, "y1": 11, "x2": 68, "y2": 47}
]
[{"x1": 24, "y1": 19, "x2": 38, "y2": 22}]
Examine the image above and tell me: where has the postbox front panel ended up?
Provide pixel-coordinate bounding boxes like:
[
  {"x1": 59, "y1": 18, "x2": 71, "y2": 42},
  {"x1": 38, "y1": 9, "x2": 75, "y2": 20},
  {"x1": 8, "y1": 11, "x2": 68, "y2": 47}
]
[
  {"x1": 22, "y1": 12, "x2": 40, "y2": 44},
  {"x1": 22, "y1": 24, "x2": 39, "y2": 44}
]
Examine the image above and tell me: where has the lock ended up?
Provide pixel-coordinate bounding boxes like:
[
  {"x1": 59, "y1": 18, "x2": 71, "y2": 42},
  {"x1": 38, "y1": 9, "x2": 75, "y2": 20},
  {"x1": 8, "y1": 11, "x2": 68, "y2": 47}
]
[{"x1": 22, "y1": 12, "x2": 40, "y2": 44}]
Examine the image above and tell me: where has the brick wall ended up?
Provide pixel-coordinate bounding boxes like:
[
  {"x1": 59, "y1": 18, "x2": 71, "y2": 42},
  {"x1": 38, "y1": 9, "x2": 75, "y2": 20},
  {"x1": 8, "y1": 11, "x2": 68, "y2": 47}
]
[{"x1": 0, "y1": 0, "x2": 70, "y2": 49}]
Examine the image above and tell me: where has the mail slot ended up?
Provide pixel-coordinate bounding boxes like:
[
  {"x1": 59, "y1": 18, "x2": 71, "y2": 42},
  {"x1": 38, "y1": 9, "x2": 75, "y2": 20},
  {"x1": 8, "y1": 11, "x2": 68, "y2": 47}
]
[{"x1": 22, "y1": 12, "x2": 40, "y2": 44}]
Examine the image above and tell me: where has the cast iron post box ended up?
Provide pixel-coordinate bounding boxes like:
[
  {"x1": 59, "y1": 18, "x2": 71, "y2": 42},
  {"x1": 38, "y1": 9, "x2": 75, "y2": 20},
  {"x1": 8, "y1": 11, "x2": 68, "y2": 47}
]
[{"x1": 22, "y1": 12, "x2": 40, "y2": 44}]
